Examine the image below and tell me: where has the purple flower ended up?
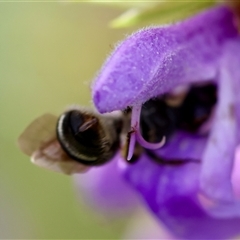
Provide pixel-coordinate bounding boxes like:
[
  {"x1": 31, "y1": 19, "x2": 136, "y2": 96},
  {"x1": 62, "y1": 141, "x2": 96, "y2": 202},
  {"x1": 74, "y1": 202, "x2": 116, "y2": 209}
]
[
  {"x1": 73, "y1": 154, "x2": 138, "y2": 216},
  {"x1": 92, "y1": 6, "x2": 240, "y2": 239}
]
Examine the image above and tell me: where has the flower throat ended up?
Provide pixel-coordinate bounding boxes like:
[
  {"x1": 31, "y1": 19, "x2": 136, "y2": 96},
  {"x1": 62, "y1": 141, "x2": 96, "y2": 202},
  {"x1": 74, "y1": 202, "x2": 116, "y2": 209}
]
[{"x1": 126, "y1": 83, "x2": 217, "y2": 161}]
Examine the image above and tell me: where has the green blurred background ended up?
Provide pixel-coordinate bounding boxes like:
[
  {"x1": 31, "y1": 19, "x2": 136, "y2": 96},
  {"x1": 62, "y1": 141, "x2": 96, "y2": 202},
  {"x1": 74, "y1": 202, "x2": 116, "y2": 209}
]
[{"x1": 0, "y1": 2, "x2": 135, "y2": 239}]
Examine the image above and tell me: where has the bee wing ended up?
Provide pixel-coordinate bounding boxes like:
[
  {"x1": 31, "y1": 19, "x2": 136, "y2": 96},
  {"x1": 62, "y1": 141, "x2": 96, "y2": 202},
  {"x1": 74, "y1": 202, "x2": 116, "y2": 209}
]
[
  {"x1": 31, "y1": 141, "x2": 89, "y2": 175},
  {"x1": 18, "y1": 114, "x2": 58, "y2": 156},
  {"x1": 18, "y1": 113, "x2": 89, "y2": 175}
]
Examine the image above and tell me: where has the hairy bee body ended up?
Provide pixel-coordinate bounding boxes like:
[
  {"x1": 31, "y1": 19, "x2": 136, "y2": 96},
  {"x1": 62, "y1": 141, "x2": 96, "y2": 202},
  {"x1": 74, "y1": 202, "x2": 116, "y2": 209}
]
[
  {"x1": 18, "y1": 107, "x2": 127, "y2": 174},
  {"x1": 18, "y1": 83, "x2": 217, "y2": 174},
  {"x1": 57, "y1": 108, "x2": 123, "y2": 165}
]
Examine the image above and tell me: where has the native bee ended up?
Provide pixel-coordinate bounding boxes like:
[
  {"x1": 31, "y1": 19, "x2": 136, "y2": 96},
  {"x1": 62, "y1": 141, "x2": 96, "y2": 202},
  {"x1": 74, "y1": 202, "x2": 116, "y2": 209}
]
[
  {"x1": 18, "y1": 83, "x2": 217, "y2": 174},
  {"x1": 18, "y1": 106, "x2": 126, "y2": 174}
]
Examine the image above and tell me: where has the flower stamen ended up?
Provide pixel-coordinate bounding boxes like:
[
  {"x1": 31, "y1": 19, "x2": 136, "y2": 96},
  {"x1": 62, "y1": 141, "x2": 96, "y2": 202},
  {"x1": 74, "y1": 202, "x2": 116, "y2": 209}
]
[
  {"x1": 136, "y1": 131, "x2": 166, "y2": 150},
  {"x1": 127, "y1": 130, "x2": 136, "y2": 161},
  {"x1": 127, "y1": 104, "x2": 166, "y2": 161}
]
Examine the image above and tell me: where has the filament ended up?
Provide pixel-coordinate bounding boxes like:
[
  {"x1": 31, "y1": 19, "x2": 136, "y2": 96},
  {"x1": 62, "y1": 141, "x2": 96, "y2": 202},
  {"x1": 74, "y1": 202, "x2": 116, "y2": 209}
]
[{"x1": 127, "y1": 103, "x2": 165, "y2": 161}]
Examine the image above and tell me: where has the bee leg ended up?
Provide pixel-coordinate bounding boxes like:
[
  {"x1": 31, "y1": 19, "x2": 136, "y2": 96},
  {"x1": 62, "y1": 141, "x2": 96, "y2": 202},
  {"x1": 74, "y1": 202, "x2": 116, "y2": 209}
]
[{"x1": 78, "y1": 117, "x2": 97, "y2": 132}]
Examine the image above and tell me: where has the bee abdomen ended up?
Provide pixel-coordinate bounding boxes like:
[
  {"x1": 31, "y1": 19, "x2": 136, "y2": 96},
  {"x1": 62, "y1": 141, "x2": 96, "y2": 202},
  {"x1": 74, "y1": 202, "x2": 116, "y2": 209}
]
[{"x1": 57, "y1": 110, "x2": 121, "y2": 165}]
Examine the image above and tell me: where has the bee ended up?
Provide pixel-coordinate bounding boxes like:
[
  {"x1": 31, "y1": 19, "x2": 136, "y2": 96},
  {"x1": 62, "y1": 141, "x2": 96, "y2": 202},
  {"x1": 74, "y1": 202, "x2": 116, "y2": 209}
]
[
  {"x1": 18, "y1": 83, "x2": 217, "y2": 174},
  {"x1": 18, "y1": 106, "x2": 125, "y2": 175}
]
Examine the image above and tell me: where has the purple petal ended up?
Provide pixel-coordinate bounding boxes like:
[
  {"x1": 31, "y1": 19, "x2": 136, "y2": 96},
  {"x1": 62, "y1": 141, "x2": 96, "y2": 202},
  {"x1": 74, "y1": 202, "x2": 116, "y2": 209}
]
[
  {"x1": 92, "y1": 6, "x2": 238, "y2": 113},
  {"x1": 121, "y1": 154, "x2": 240, "y2": 239},
  {"x1": 74, "y1": 154, "x2": 137, "y2": 215},
  {"x1": 226, "y1": 39, "x2": 240, "y2": 200},
  {"x1": 155, "y1": 131, "x2": 207, "y2": 161},
  {"x1": 232, "y1": 146, "x2": 240, "y2": 199},
  {"x1": 200, "y1": 39, "x2": 240, "y2": 203}
]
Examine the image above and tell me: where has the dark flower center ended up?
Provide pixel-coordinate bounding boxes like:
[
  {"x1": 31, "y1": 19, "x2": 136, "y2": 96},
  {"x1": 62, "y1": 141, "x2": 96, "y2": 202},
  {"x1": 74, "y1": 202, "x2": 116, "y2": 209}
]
[{"x1": 140, "y1": 83, "x2": 217, "y2": 143}]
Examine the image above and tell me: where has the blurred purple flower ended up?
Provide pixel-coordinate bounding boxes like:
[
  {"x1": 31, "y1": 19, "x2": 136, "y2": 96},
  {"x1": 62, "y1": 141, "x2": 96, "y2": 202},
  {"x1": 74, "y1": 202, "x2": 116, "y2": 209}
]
[
  {"x1": 91, "y1": 6, "x2": 240, "y2": 239},
  {"x1": 74, "y1": 153, "x2": 138, "y2": 216}
]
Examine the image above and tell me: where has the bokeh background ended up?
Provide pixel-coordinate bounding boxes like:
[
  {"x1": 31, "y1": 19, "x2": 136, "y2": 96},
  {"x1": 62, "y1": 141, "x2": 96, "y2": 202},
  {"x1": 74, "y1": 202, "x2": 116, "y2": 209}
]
[{"x1": 0, "y1": 2, "x2": 140, "y2": 239}]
